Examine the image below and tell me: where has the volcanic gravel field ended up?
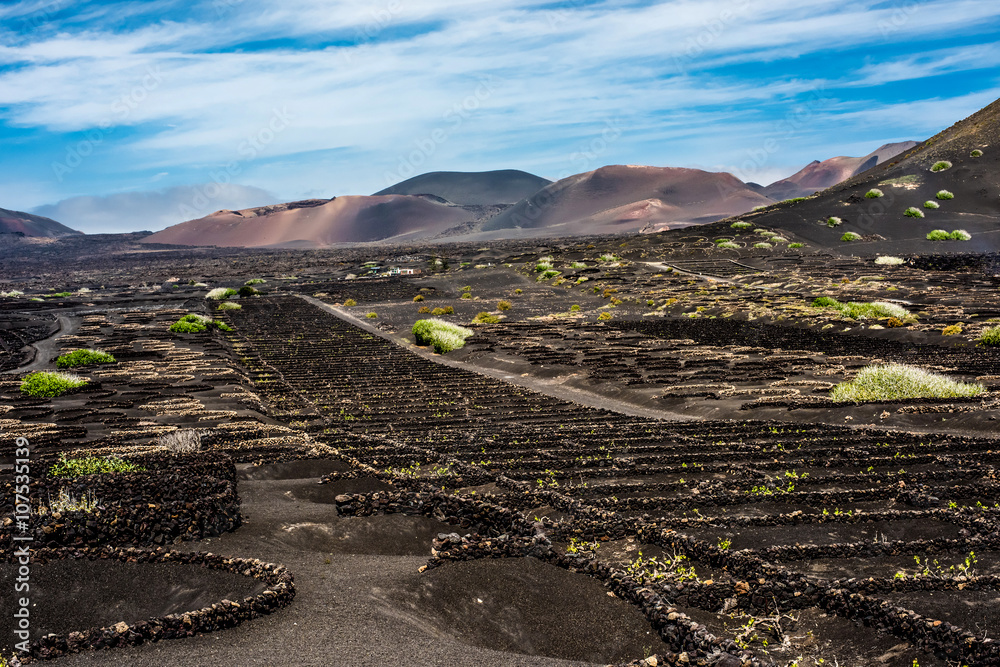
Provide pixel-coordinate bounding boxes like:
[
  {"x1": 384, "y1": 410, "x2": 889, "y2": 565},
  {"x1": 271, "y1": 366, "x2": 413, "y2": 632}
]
[{"x1": 3, "y1": 230, "x2": 1000, "y2": 666}]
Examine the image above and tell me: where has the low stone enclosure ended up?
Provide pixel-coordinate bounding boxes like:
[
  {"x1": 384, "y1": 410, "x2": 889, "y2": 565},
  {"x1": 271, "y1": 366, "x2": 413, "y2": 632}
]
[{"x1": 3, "y1": 270, "x2": 1000, "y2": 665}]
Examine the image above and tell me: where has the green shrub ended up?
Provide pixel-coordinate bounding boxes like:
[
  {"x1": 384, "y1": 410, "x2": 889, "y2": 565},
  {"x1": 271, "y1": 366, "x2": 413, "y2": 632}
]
[
  {"x1": 570, "y1": 304, "x2": 581, "y2": 312},
  {"x1": 942, "y1": 324, "x2": 962, "y2": 336},
  {"x1": 812, "y1": 297, "x2": 909, "y2": 320},
  {"x1": 514, "y1": 288, "x2": 523, "y2": 295},
  {"x1": 472, "y1": 311, "x2": 500, "y2": 324},
  {"x1": 462, "y1": 285, "x2": 472, "y2": 292},
  {"x1": 245, "y1": 278, "x2": 266, "y2": 285},
  {"x1": 979, "y1": 326, "x2": 1000, "y2": 346},
  {"x1": 731, "y1": 221, "x2": 752, "y2": 230},
  {"x1": 50, "y1": 453, "x2": 144, "y2": 477},
  {"x1": 56, "y1": 349, "x2": 116, "y2": 369},
  {"x1": 413, "y1": 294, "x2": 425, "y2": 302},
  {"x1": 49, "y1": 291, "x2": 72, "y2": 298},
  {"x1": 971, "y1": 149, "x2": 983, "y2": 158},
  {"x1": 717, "y1": 241, "x2": 740, "y2": 249},
  {"x1": 460, "y1": 292, "x2": 472, "y2": 298},
  {"x1": 538, "y1": 269, "x2": 560, "y2": 281},
  {"x1": 950, "y1": 229, "x2": 971, "y2": 241},
  {"x1": 904, "y1": 207, "x2": 924, "y2": 218},
  {"x1": 238, "y1": 285, "x2": 258, "y2": 297},
  {"x1": 206, "y1": 287, "x2": 237, "y2": 300},
  {"x1": 936, "y1": 190, "x2": 954, "y2": 200},
  {"x1": 813, "y1": 297, "x2": 841, "y2": 308},
  {"x1": 930, "y1": 161, "x2": 952, "y2": 172},
  {"x1": 754, "y1": 228, "x2": 770, "y2": 234},
  {"x1": 753, "y1": 242, "x2": 772, "y2": 249},
  {"x1": 535, "y1": 262, "x2": 553, "y2": 272},
  {"x1": 497, "y1": 300, "x2": 512, "y2": 311},
  {"x1": 598, "y1": 254, "x2": 619, "y2": 262},
  {"x1": 924, "y1": 200, "x2": 940, "y2": 209},
  {"x1": 875, "y1": 256, "x2": 904, "y2": 266},
  {"x1": 831, "y1": 364, "x2": 983, "y2": 402},
  {"x1": 20, "y1": 371, "x2": 88, "y2": 397},
  {"x1": 170, "y1": 313, "x2": 230, "y2": 333},
  {"x1": 865, "y1": 188, "x2": 884, "y2": 199},
  {"x1": 597, "y1": 312, "x2": 612, "y2": 321},
  {"x1": 841, "y1": 232, "x2": 862, "y2": 242},
  {"x1": 926, "y1": 230, "x2": 950, "y2": 241},
  {"x1": 784, "y1": 197, "x2": 808, "y2": 203},
  {"x1": 751, "y1": 205, "x2": 768, "y2": 212},
  {"x1": 344, "y1": 298, "x2": 357, "y2": 306},
  {"x1": 366, "y1": 312, "x2": 378, "y2": 319},
  {"x1": 217, "y1": 302, "x2": 242, "y2": 310},
  {"x1": 788, "y1": 243, "x2": 804, "y2": 248},
  {"x1": 826, "y1": 216, "x2": 842, "y2": 227},
  {"x1": 418, "y1": 306, "x2": 431, "y2": 314},
  {"x1": 412, "y1": 318, "x2": 474, "y2": 353}
]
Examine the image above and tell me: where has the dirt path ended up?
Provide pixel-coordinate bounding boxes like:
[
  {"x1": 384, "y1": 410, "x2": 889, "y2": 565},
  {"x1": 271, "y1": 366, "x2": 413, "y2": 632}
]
[{"x1": 2, "y1": 314, "x2": 79, "y2": 374}]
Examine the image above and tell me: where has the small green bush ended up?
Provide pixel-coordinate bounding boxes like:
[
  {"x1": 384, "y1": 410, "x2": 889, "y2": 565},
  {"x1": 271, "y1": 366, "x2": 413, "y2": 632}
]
[
  {"x1": 875, "y1": 256, "x2": 904, "y2": 266},
  {"x1": 751, "y1": 205, "x2": 768, "y2": 212},
  {"x1": 936, "y1": 190, "x2": 954, "y2": 200},
  {"x1": 170, "y1": 313, "x2": 231, "y2": 333},
  {"x1": 717, "y1": 241, "x2": 740, "y2": 249},
  {"x1": 538, "y1": 269, "x2": 560, "y2": 280},
  {"x1": 826, "y1": 217, "x2": 842, "y2": 227},
  {"x1": 514, "y1": 289, "x2": 523, "y2": 295},
  {"x1": 418, "y1": 306, "x2": 431, "y2": 314},
  {"x1": 865, "y1": 188, "x2": 884, "y2": 199},
  {"x1": 598, "y1": 254, "x2": 619, "y2": 262},
  {"x1": 56, "y1": 349, "x2": 116, "y2": 369},
  {"x1": 20, "y1": 371, "x2": 88, "y2": 397},
  {"x1": 784, "y1": 197, "x2": 808, "y2": 203},
  {"x1": 462, "y1": 285, "x2": 472, "y2": 292},
  {"x1": 731, "y1": 221, "x2": 752, "y2": 230},
  {"x1": 971, "y1": 149, "x2": 983, "y2": 158},
  {"x1": 344, "y1": 298, "x2": 357, "y2": 306},
  {"x1": 753, "y1": 242, "x2": 772, "y2": 249},
  {"x1": 841, "y1": 232, "x2": 862, "y2": 242},
  {"x1": 788, "y1": 243, "x2": 804, "y2": 248},
  {"x1": 472, "y1": 311, "x2": 500, "y2": 324},
  {"x1": 238, "y1": 285, "x2": 258, "y2": 297},
  {"x1": 979, "y1": 326, "x2": 1000, "y2": 346},
  {"x1": 930, "y1": 161, "x2": 952, "y2": 172},
  {"x1": 217, "y1": 302, "x2": 242, "y2": 310},
  {"x1": 460, "y1": 292, "x2": 472, "y2": 299},
  {"x1": 497, "y1": 300, "x2": 512, "y2": 311},
  {"x1": 206, "y1": 287, "x2": 238, "y2": 300},
  {"x1": 813, "y1": 297, "x2": 841, "y2": 308},
  {"x1": 597, "y1": 312, "x2": 612, "y2": 321},
  {"x1": 366, "y1": 312, "x2": 378, "y2": 319},
  {"x1": 831, "y1": 364, "x2": 983, "y2": 402},
  {"x1": 412, "y1": 318, "x2": 474, "y2": 353},
  {"x1": 924, "y1": 200, "x2": 940, "y2": 209},
  {"x1": 904, "y1": 207, "x2": 924, "y2": 218},
  {"x1": 50, "y1": 453, "x2": 144, "y2": 477},
  {"x1": 942, "y1": 324, "x2": 962, "y2": 336},
  {"x1": 927, "y1": 229, "x2": 950, "y2": 241},
  {"x1": 245, "y1": 278, "x2": 266, "y2": 285},
  {"x1": 49, "y1": 291, "x2": 72, "y2": 298},
  {"x1": 950, "y1": 229, "x2": 971, "y2": 241},
  {"x1": 812, "y1": 297, "x2": 909, "y2": 320},
  {"x1": 535, "y1": 262, "x2": 553, "y2": 272},
  {"x1": 769, "y1": 236, "x2": 788, "y2": 243},
  {"x1": 570, "y1": 304, "x2": 581, "y2": 312},
  {"x1": 413, "y1": 295, "x2": 425, "y2": 302}
]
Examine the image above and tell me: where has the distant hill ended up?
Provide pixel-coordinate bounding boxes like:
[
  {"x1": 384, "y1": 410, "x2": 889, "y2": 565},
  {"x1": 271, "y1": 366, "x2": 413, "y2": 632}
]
[
  {"x1": 0, "y1": 207, "x2": 82, "y2": 238},
  {"x1": 762, "y1": 142, "x2": 919, "y2": 201},
  {"x1": 482, "y1": 165, "x2": 773, "y2": 236},
  {"x1": 374, "y1": 169, "x2": 551, "y2": 205},
  {"x1": 140, "y1": 195, "x2": 494, "y2": 247},
  {"x1": 743, "y1": 97, "x2": 1000, "y2": 253}
]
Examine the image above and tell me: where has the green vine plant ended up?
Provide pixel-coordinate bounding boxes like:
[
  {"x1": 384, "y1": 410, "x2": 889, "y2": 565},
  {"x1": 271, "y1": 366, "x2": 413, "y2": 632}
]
[
  {"x1": 624, "y1": 550, "x2": 698, "y2": 584},
  {"x1": 565, "y1": 537, "x2": 601, "y2": 558},
  {"x1": 894, "y1": 552, "x2": 977, "y2": 580}
]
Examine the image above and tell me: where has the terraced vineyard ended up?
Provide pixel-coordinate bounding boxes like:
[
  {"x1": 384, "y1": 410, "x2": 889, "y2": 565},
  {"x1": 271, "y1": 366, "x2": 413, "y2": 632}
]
[{"x1": 3, "y1": 235, "x2": 1000, "y2": 666}]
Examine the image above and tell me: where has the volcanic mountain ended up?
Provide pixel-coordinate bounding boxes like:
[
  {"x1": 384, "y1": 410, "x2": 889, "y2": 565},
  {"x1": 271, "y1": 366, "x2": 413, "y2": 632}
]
[
  {"x1": 374, "y1": 169, "x2": 551, "y2": 205},
  {"x1": 0, "y1": 207, "x2": 82, "y2": 238},
  {"x1": 761, "y1": 141, "x2": 919, "y2": 201},
  {"x1": 140, "y1": 195, "x2": 491, "y2": 247},
  {"x1": 482, "y1": 165, "x2": 773, "y2": 236},
  {"x1": 743, "y1": 97, "x2": 1000, "y2": 253}
]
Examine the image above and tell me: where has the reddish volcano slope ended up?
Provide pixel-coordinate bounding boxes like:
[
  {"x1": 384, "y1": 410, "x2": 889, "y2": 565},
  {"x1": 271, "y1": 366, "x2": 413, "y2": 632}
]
[
  {"x1": 483, "y1": 165, "x2": 772, "y2": 235},
  {"x1": 745, "y1": 97, "x2": 1000, "y2": 253},
  {"x1": 762, "y1": 141, "x2": 918, "y2": 201},
  {"x1": 0, "y1": 208, "x2": 82, "y2": 238},
  {"x1": 140, "y1": 195, "x2": 482, "y2": 247}
]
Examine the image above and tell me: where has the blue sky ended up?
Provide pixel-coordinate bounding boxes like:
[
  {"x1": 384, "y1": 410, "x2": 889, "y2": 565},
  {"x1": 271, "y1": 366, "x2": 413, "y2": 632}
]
[{"x1": 2, "y1": 0, "x2": 1000, "y2": 233}]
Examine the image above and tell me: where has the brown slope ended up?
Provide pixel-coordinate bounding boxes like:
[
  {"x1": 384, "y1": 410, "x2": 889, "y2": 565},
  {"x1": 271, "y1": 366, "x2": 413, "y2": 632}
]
[
  {"x1": 0, "y1": 207, "x2": 82, "y2": 238},
  {"x1": 374, "y1": 169, "x2": 551, "y2": 205},
  {"x1": 483, "y1": 165, "x2": 772, "y2": 235},
  {"x1": 140, "y1": 195, "x2": 479, "y2": 247},
  {"x1": 744, "y1": 97, "x2": 1000, "y2": 253},
  {"x1": 762, "y1": 141, "x2": 918, "y2": 201}
]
